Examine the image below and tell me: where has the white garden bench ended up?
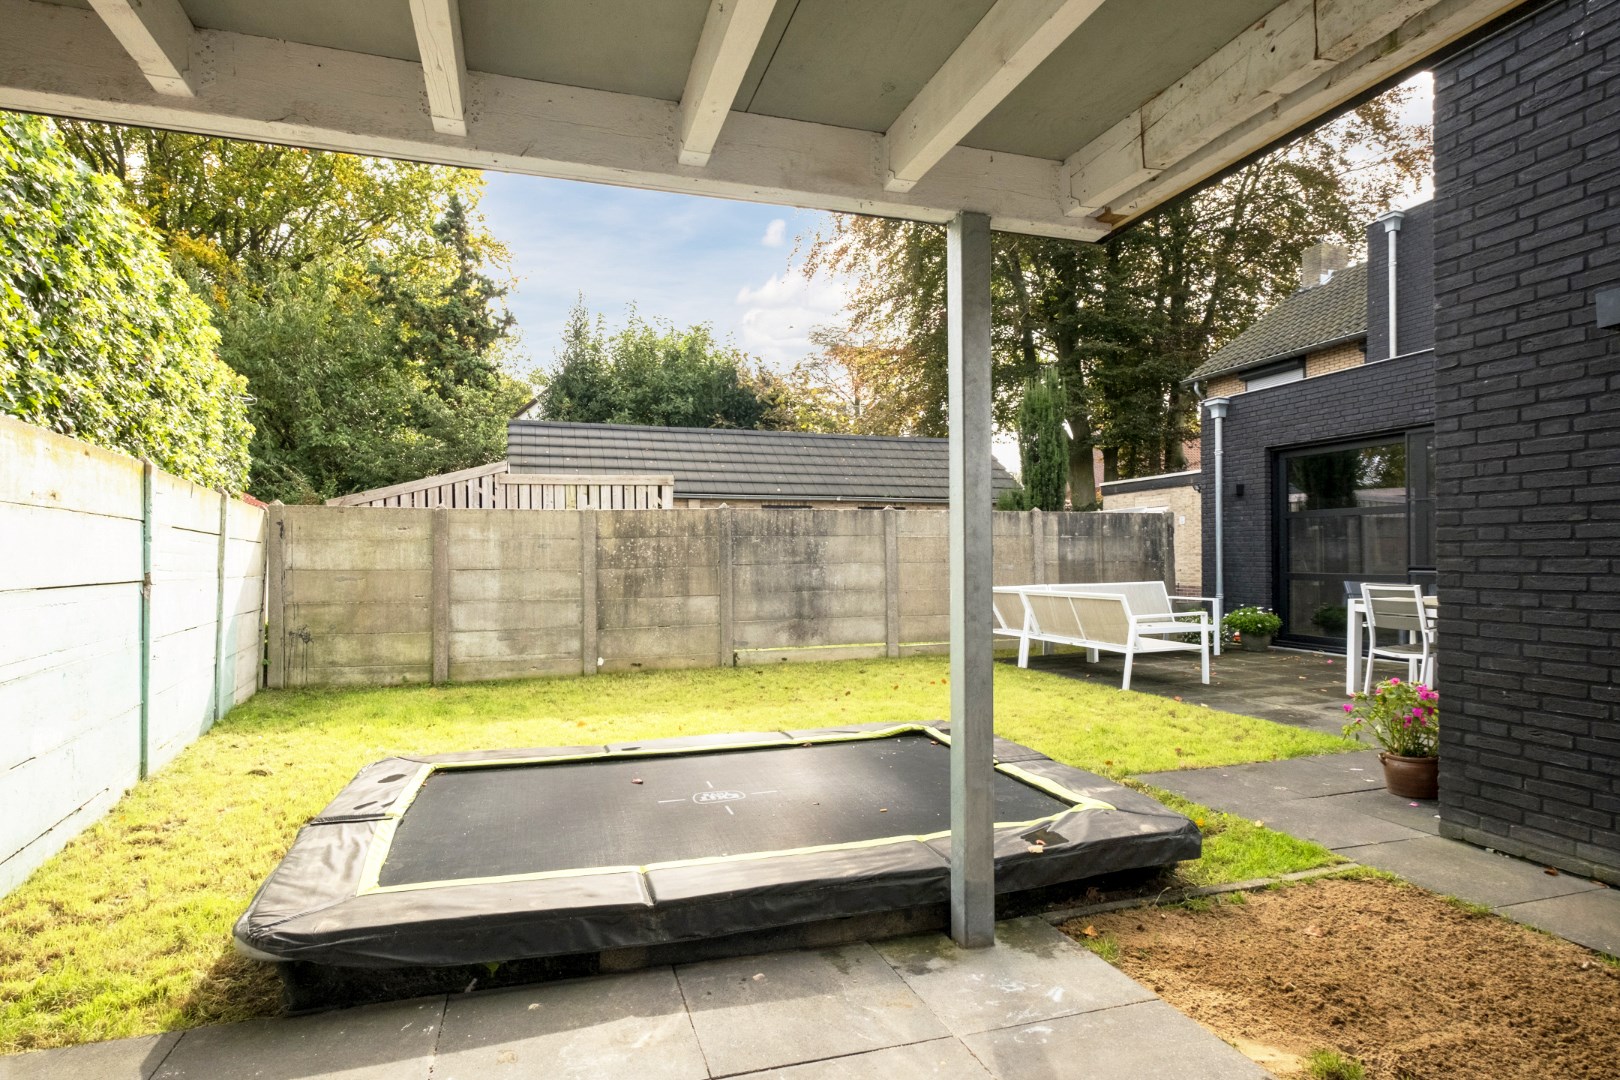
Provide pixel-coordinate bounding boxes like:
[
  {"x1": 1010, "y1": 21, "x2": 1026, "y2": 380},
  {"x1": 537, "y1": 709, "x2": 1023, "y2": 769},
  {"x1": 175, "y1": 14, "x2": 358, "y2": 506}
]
[{"x1": 993, "y1": 581, "x2": 1215, "y2": 691}]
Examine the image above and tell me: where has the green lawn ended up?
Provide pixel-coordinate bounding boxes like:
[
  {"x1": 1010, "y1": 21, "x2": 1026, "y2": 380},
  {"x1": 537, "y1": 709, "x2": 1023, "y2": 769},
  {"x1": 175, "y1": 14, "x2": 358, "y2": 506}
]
[{"x1": 0, "y1": 655, "x2": 1354, "y2": 1052}]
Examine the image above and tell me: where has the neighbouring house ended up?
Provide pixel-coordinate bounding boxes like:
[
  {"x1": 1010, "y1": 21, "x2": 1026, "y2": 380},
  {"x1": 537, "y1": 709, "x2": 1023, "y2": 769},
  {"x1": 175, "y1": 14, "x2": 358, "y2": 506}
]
[
  {"x1": 1192, "y1": 201, "x2": 1437, "y2": 645},
  {"x1": 506, "y1": 420, "x2": 1019, "y2": 509},
  {"x1": 1099, "y1": 471, "x2": 1202, "y2": 593}
]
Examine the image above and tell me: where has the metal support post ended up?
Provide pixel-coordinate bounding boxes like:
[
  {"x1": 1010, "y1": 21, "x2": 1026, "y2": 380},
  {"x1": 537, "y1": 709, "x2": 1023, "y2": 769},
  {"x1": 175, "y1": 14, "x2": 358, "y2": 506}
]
[{"x1": 947, "y1": 210, "x2": 995, "y2": 948}]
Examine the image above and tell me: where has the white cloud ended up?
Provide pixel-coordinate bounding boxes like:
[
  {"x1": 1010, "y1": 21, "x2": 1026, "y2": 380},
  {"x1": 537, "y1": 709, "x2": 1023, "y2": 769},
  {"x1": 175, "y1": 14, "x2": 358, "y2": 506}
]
[
  {"x1": 734, "y1": 270, "x2": 848, "y2": 368},
  {"x1": 761, "y1": 218, "x2": 787, "y2": 247}
]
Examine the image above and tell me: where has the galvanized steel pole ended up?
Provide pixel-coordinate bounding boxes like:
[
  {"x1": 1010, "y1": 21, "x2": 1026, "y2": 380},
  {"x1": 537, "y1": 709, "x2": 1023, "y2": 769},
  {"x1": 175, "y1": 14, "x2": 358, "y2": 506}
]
[{"x1": 947, "y1": 210, "x2": 995, "y2": 948}]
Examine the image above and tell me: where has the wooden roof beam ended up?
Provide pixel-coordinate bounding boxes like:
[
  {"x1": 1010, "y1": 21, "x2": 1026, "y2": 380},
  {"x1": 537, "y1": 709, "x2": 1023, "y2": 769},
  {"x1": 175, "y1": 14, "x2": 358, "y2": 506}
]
[
  {"x1": 884, "y1": 0, "x2": 1106, "y2": 193},
  {"x1": 678, "y1": 0, "x2": 778, "y2": 167},
  {"x1": 87, "y1": 0, "x2": 196, "y2": 97},
  {"x1": 1063, "y1": 0, "x2": 1524, "y2": 226},
  {"x1": 408, "y1": 0, "x2": 469, "y2": 137}
]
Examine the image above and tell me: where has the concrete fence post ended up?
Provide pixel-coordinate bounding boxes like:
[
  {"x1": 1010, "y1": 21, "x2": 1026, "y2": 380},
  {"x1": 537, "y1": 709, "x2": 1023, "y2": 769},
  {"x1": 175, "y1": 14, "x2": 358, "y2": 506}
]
[
  {"x1": 265, "y1": 504, "x2": 286, "y2": 689},
  {"x1": 431, "y1": 507, "x2": 450, "y2": 684},
  {"x1": 1030, "y1": 508, "x2": 1045, "y2": 583},
  {"x1": 138, "y1": 460, "x2": 153, "y2": 779},
  {"x1": 718, "y1": 511, "x2": 735, "y2": 667},
  {"x1": 213, "y1": 488, "x2": 229, "y2": 722},
  {"x1": 580, "y1": 512, "x2": 598, "y2": 676},
  {"x1": 884, "y1": 509, "x2": 901, "y2": 658}
]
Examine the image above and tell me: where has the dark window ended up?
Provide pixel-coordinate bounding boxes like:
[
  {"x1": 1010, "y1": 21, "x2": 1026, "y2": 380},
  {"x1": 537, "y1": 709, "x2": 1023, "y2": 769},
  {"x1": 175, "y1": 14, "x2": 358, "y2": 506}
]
[{"x1": 1275, "y1": 433, "x2": 1433, "y2": 642}]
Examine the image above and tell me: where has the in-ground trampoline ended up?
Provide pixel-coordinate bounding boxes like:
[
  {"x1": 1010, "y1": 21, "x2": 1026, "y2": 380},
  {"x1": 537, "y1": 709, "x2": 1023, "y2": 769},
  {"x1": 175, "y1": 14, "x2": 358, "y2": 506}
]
[{"x1": 236, "y1": 723, "x2": 1199, "y2": 997}]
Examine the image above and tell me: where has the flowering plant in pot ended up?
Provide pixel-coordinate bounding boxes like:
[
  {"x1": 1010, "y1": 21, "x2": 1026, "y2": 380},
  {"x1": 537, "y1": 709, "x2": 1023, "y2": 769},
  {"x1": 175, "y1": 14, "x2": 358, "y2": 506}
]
[
  {"x1": 1342, "y1": 678, "x2": 1439, "y2": 799},
  {"x1": 1221, "y1": 605, "x2": 1283, "y2": 651}
]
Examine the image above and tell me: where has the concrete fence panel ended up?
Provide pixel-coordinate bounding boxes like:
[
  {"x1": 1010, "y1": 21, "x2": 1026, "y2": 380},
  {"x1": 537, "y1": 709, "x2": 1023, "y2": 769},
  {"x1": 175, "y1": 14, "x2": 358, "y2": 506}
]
[
  {"x1": 0, "y1": 417, "x2": 265, "y2": 897},
  {"x1": 267, "y1": 504, "x2": 1174, "y2": 687}
]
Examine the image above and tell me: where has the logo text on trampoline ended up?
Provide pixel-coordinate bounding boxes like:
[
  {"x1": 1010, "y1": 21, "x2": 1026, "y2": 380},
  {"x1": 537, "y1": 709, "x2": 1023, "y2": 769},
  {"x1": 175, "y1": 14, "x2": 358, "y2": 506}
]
[{"x1": 693, "y1": 790, "x2": 746, "y2": 804}]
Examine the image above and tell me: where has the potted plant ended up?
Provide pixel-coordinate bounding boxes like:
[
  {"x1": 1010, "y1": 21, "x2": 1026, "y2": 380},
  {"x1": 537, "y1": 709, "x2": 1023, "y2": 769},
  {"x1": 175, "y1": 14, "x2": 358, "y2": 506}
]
[
  {"x1": 1311, "y1": 603, "x2": 1348, "y2": 636},
  {"x1": 1342, "y1": 678, "x2": 1439, "y2": 799},
  {"x1": 1222, "y1": 605, "x2": 1283, "y2": 651}
]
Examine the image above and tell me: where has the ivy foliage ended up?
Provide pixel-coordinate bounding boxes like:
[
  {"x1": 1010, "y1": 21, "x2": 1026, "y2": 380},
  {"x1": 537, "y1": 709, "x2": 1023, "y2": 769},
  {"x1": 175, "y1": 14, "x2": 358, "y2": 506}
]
[{"x1": 0, "y1": 114, "x2": 251, "y2": 490}]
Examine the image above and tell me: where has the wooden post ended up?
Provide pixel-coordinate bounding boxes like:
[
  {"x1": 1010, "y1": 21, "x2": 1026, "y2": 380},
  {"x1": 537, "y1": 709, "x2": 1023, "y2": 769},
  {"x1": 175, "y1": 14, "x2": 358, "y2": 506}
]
[
  {"x1": 947, "y1": 211, "x2": 994, "y2": 949},
  {"x1": 138, "y1": 460, "x2": 153, "y2": 779},
  {"x1": 717, "y1": 510, "x2": 735, "y2": 667},
  {"x1": 265, "y1": 504, "x2": 286, "y2": 689},
  {"x1": 884, "y1": 508, "x2": 901, "y2": 658},
  {"x1": 212, "y1": 488, "x2": 229, "y2": 722},
  {"x1": 431, "y1": 507, "x2": 450, "y2": 684},
  {"x1": 580, "y1": 512, "x2": 598, "y2": 675}
]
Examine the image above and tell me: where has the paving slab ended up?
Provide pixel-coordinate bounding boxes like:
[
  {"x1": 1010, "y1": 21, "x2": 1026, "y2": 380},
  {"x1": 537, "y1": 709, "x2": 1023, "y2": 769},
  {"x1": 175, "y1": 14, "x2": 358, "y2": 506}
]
[
  {"x1": 1498, "y1": 888, "x2": 1620, "y2": 957},
  {"x1": 677, "y1": 943, "x2": 947, "y2": 1077},
  {"x1": 960, "y1": 999, "x2": 1269, "y2": 1080},
  {"x1": 150, "y1": 998, "x2": 442, "y2": 1080},
  {"x1": 1337, "y1": 835, "x2": 1606, "y2": 909},
  {"x1": 1139, "y1": 753, "x2": 1384, "y2": 805},
  {"x1": 873, "y1": 917, "x2": 1152, "y2": 1037},
  {"x1": 732, "y1": 1038, "x2": 992, "y2": 1079},
  {"x1": 1322, "y1": 788, "x2": 1443, "y2": 835},
  {"x1": 1241, "y1": 795, "x2": 1430, "y2": 851},
  {"x1": 0, "y1": 1033, "x2": 178, "y2": 1080},
  {"x1": 433, "y1": 967, "x2": 706, "y2": 1080}
]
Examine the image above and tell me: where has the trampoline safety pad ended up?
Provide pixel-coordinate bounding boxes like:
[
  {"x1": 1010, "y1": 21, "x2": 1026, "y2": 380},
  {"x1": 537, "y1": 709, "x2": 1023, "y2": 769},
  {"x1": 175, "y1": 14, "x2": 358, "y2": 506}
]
[{"x1": 235, "y1": 724, "x2": 1201, "y2": 969}]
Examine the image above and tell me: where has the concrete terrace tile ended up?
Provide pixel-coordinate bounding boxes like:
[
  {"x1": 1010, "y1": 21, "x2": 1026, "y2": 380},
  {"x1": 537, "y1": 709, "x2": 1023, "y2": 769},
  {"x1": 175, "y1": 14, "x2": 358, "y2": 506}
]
[
  {"x1": 149, "y1": 998, "x2": 441, "y2": 1080},
  {"x1": 676, "y1": 943, "x2": 947, "y2": 1077},
  {"x1": 961, "y1": 1000, "x2": 1270, "y2": 1080},
  {"x1": 872, "y1": 918, "x2": 1153, "y2": 1037},
  {"x1": 1337, "y1": 835, "x2": 1604, "y2": 908},
  {"x1": 0, "y1": 1033, "x2": 179, "y2": 1080},
  {"x1": 1322, "y1": 788, "x2": 1443, "y2": 835},
  {"x1": 433, "y1": 967, "x2": 706, "y2": 1080},
  {"x1": 730, "y1": 1038, "x2": 993, "y2": 1079},
  {"x1": 1241, "y1": 796, "x2": 1429, "y2": 851},
  {"x1": 1497, "y1": 888, "x2": 1620, "y2": 957}
]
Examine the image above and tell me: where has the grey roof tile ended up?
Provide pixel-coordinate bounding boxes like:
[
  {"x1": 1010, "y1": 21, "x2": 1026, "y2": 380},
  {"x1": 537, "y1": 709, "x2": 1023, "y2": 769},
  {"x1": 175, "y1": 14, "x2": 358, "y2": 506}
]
[
  {"x1": 1189, "y1": 262, "x2": 1369, "y2": 382},
  {"x1": 507, "y1": 421, "x2": 1018, "y2": 503}
]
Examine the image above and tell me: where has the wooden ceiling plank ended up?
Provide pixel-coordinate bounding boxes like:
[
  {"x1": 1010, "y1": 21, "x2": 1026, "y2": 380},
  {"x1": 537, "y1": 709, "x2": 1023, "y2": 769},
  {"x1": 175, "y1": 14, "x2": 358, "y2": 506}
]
[
  {"x1": 1092, "y1": 0, "x2": 1526, "y2": 227},
  {"x1": 883, "y1": 0, "x2": 1107, "y2": 193},
  {"x1": 86, "y1": 0, "x2": 196, "y2": 97},
  {"x1": 679, "y1": 0, "x2": 779, "y2": 167},
  {"x1": 0, "y1": 0, "x2": 1108, "y2": 242},
  {"x1": 408, "y1": 0, "x2": 469, "y2": 137}
]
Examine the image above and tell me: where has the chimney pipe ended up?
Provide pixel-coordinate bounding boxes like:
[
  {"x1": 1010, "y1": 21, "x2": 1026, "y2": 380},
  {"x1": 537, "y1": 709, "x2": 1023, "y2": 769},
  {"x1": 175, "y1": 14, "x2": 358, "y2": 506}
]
[{"x1": 1377, "y1": 210, "x2": 1405, "y2": 359}]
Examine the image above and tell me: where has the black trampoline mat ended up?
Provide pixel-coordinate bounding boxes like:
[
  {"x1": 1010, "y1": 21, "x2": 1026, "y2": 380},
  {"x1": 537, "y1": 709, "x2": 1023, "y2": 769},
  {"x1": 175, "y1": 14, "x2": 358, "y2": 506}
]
[{"x1": 376, "y1": 733, "x2": 1071, "y2": 887}]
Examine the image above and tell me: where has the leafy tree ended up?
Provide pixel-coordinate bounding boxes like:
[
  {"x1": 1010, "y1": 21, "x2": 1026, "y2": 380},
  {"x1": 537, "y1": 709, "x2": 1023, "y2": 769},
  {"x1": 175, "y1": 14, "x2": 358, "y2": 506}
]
[
  {"x1": 0, "y1": 113, "x2": 250, "y2": 489},
  {"x1": 539, "y1": 300, "x2": 777, "y2": 429},
  {"x1": 767, "y1": 327, "x2": 939, "y2": 435},
  {"x1": 52, "y1": 116, "x2": 527, "y2": 500},
  {"x1": 803, "y1": 84, "x2": 1431, "y2": 498},
  {"x1": 1016, "y1": 369, "x2": 1068, "y2": 510},
  {"x1": 54, "y1": 122, "x2": 476, "y2": 287}
]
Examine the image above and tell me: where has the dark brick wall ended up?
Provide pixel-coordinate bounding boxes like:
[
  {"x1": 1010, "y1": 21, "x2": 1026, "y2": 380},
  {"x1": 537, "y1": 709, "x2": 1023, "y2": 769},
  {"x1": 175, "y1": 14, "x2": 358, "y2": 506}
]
[
  {"x1": 1366, "y1": 200, "x2": 1437, "y2": 361},
  {"x1": 1199, "y1": 352, "x2": 1435, "y2": 616},
  {"x1": 1431, "y1": 0, "x2": 1620, "y2": 882}
]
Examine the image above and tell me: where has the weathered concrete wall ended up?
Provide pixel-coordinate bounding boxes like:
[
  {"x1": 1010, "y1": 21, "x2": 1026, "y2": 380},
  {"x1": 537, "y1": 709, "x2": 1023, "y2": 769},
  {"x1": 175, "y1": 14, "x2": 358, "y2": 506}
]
[
  {"x1": 267, "y1": 506, "x2": 1173, "y2": 686},
  {"x1": 0, "y1": 418, "x2": 265, "y2": 896}
]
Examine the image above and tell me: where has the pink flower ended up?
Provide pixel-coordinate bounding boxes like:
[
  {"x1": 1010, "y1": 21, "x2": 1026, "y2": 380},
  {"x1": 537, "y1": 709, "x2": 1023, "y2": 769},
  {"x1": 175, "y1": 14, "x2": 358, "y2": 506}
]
[
  {"x1": 1389, "y1": 678, "x2": 1401, "y2": 685},
  {"x1": 1343, "y1": 703, "x2": 1354, "y2": 712}
]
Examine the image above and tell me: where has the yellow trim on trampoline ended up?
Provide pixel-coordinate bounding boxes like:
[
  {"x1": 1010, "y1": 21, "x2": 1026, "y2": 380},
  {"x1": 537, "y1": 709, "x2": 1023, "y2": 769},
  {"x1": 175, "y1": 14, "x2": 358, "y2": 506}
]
[{"x1": 353, "y1": 724, "x2": 1116, "y2": 896}]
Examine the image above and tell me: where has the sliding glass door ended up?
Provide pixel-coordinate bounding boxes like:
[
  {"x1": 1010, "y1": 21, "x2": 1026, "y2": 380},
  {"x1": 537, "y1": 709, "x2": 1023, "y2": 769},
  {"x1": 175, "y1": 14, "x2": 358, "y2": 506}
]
[{"x1": 1275, "y1": 431, "x2": 1434, "y2": 643}]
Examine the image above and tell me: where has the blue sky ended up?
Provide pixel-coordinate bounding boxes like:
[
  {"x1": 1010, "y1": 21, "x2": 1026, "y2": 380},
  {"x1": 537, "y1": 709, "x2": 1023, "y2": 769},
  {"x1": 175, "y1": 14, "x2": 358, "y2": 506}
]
[{"x1": 477, "y1": 175, "x2": 847, "y2": 379}]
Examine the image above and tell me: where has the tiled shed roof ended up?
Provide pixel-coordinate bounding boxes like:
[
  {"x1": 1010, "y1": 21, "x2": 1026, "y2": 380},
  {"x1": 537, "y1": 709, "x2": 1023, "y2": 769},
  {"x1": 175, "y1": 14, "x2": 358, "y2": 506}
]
[
  {"x1": 1189, "y1": 261, "x2": 1369, "y2": 382},
  {"x1": 507, "y1": 421, "x2": 1018, "y2": 504}
]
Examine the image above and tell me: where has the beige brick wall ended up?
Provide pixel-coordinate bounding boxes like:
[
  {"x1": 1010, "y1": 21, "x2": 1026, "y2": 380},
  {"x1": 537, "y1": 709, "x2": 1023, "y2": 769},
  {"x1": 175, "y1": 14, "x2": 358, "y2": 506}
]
[
  {"x1": 1100, "y1": 481, "x2": 1201, "y2": 592},
  {"x1": 1205, "y1": 374, "x2": 1245, "y2": 398},
  {"x1": 1304, "y1": 341, "x2": 1366, "y2": 377}
]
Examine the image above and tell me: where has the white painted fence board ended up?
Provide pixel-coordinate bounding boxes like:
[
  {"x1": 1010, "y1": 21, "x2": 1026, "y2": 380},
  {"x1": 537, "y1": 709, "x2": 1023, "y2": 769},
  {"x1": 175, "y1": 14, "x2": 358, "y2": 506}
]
[
  {"x1": 0, "y1": 416, "x2": 142, "y2": 518},
  {"x1": 0, "y1": 504, "x2": 141, "y2": 591}
]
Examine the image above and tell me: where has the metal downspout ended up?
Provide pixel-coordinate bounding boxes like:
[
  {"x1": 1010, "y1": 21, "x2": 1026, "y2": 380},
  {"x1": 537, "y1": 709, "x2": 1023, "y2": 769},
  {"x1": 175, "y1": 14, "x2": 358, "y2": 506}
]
[
  {"x1": 1378, "y1": 209, "x2": 1405, "y2": 359},
  {"x1": 1205, "y1": 399, "x2": 1230, "y2": 631}
]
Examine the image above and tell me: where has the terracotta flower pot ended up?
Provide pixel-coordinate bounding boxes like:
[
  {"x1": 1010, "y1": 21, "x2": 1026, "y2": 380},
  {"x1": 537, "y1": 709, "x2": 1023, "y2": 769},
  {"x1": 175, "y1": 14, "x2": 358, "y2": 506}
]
[{"x1": 1380, "y1": 752, "x2": 1438, "y2": 800}]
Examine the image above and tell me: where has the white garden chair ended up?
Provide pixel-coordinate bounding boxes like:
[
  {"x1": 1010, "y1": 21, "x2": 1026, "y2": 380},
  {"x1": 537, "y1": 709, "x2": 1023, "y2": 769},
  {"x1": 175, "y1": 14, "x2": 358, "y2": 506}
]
[{"x1": 1360, "y1": 582, "x2": 1436, "y2": 693}]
